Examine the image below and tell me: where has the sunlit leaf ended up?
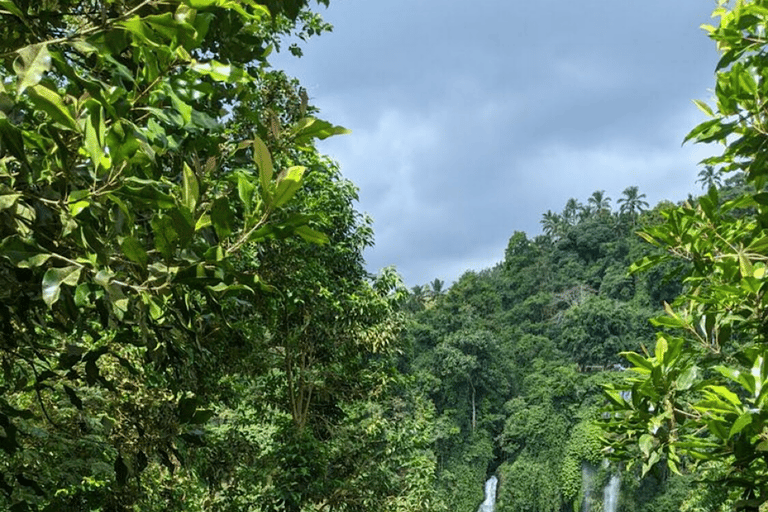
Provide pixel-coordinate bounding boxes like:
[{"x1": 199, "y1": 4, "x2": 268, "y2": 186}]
[
  {"x1": 273, "y1": 166, "x2": 304, "y2": 208},
  {"x1": 26, "y1": 84, "x2": 77, "y2": 130},
  {"x1": 253, "y1": 137, "x2": 273, "y2": 203},
  {"x1": 42, "y1": 266, "x2": 82, "y2": 307},
  {"x1": 182, "y1": 163, "x2": 199, "y2": 211},
  {"x1": 14, "y1": 43, "x2": 51, "y2": 94}
]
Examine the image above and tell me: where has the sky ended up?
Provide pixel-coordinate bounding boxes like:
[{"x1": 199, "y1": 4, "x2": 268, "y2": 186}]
[{"x1": 274, "y1": 0, "x2": 720, "y2": 287}]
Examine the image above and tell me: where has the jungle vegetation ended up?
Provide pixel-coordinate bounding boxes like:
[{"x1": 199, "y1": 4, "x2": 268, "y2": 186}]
[{"x1": 0, "y1": 0, "x2": 767, "y2": 511}]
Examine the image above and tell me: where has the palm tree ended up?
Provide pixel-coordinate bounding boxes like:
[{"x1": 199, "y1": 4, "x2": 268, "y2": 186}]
[
  {"x1": 407, "y1": 285, "x2": 427, "y2": 311},
  {"x1": 562, "y1": 198, "x2": 581, "y2": 226},
  {"x1": 617, "y1": 186, "x2": 649, "y2": 218},
  {"x1": 541, "y1": 210, "x2": 564, "y2": 238},
  {"x1": 697, "y1": 166, "x2": 722, "y2": 190},
  {"x1": 430, "y1": 278, "x2": 445, "y2": 296},
  {"x1": 587, "y1": 190, "x2": 612, "y2": 214},
  {"x1": 578, "y1": 203, "x2": 593, "y2": 222},
  {"x1": 410, "y1": 284, "x2": 426, "y2": 300}
]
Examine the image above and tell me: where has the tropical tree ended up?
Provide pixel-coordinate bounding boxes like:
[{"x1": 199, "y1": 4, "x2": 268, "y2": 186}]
[
  {"x1": 562, "y1": 198, "x2": 582, "y2": 226},
  {"x1": 602, "y1": 3, "x2": 768, "y2": 510},
  {"x1": 541, "y1": 210, "x2": 565, "y2": 238},
  {"x1": 587, "y1": 190, "x2": 612, "y2": 215},
  {"x1": 430, "y1": 278, "x2": 446, "y2": 296},
  {"x1": 696, "y1": 165, "x2": 722, "y2": 190},
  {"x1": 618, "y1": 185, "x2": 649, "y2": 219}
]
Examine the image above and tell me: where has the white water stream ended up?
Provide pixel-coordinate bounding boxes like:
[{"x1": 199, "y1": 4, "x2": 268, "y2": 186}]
[
  {"x1": 603, "y1": 474, "x2": 620, "y2": 512},
  {"x1": 477, "y1": 476, "x2": 498, "y2": 512},
  {"x1": 582, "y1": 462, "x2": 620, "y2": 512},
  {"x1": 473, "y1": 464, "x2": 617, "y2": 512}
]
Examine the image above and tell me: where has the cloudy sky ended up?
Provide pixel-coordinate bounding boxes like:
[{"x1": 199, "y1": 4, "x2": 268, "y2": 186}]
[{"x1": 275, "y1": 1, "x2": 720, "y2": 287}]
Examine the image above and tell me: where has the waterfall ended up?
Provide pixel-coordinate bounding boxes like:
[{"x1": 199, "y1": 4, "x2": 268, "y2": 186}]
[
  {"x1": 477, "y1": 476, "x2": 498, "y2": 512},
  {"x1": 603, "y1": 475, "x2": 620, "y2": 512},
  {"x1": 581, "y1": 463, "x2": 595, "y2": 512},
  {"x1": 581, "y1": 462, "x2": 620, "y2": 512}
]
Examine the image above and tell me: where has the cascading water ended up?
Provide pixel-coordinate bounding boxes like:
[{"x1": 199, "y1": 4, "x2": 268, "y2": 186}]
[
  {"x1": 603, "y1": 475, "x2": 620, "y2": 512},
  {"x1": 477, "y1": 476, "x2": 498, "y2": 512},
  {"x1": 581, "y1": 464, "x2": 595, "y2": 512},
  {"x1": 581, "y1": 462, "x2": 620, "y2": 512}
]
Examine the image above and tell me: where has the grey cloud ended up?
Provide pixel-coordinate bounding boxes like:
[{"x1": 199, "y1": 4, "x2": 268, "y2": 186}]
[{"x1": 277, "y1": 0, "x2": 723, "y2": 286}]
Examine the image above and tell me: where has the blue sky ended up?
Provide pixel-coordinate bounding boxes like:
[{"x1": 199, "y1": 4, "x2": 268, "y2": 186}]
[{"x1": 275, "y1": 1, "x2": 720, "y2": 287}]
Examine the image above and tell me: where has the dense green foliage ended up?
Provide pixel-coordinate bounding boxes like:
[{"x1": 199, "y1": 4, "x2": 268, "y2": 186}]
[
  {"x1": 0, "y1": 1, "x2": 438, "y2": 510},
  {"x1": 2, "y1": 0, "x2": 766, "y2": 511},
  {"x1": 601, "y1": 2, "x2": 768, "y2": 511},
  {"x1": 400, "y1": 188, "x2": 709, "y2": 512}
]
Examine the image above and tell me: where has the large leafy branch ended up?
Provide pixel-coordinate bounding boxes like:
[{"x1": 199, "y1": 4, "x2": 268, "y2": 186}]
[
  {"x1": 602, "y1": 2, "x2": 768, "y2": 509},
  {"x1": 0, "y1": 0, "x2": 349, "y2": 505}
]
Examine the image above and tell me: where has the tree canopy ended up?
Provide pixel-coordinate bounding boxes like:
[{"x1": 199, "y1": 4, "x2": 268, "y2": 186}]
[
  {"x1": 0, "y1": 1, "x2": 439, "y2": 510},
  {"x1": 602, "y1": 2, "x2": 768, "y2": 510}
]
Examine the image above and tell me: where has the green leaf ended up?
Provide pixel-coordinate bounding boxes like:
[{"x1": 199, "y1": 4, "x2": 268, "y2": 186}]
[
  {"x1": 273, "y1": 166, "x2": 304, "y2": 208},
  {"x1": 0, "y1": 0, "x2": 24, "y2": 19},
  {"x1": 182, "y1": 163, "x2": 199, "y2": 212},
  {"x1": 210, "y1": 197, "x2": 233, "y2": 239},
  {"x1": 684, "y1": 118, "x2": 729, "y2": 144},
  {"x1": 122, "y1": 178, "x2": 176, "y2": 209},
  {"x1": 169, "y1": 208, "x2": 195, "y2": 248},
  {"x1": 186, "y1": 0, "x2": 270, "y2": 20},
  {"x1": 253, "y1": 137, "x2": 273, "y2": 203},
  {"x1": 729, "y1": 412, "x2": 752, "y2": 438},
  {"x1": 706, "y1": 385, "x2": 742, "y2": 407},
  {"x1": 621, "y1": 351, "x2": 654, "y2": 372},
  {"x1": 667, "y1": 458, "x2": 682, "y2": 476},
  {"x1": 748, "y1": 235, "x2": 768, "y2": 253},
  {"x1": 41, "y1": 266, "x2": 82, "y2": 307},
  {"x1": 641, "y1": 449, "x2": 661, "y2": 476},
  {"x1": 150, "y1": 215, "x2": 179, "y2": 259},
  {"x1": 141, "y1": 292, "x2": 164, "y2": 321},
  {"x1": 26, "y1": 84, "x2": 78, "y2": 130},
  {"x1": 0, "y1": 117, "x2": 28, "y2": 165},
  {"x1": 649, "y1": 316, "x2": 686, "y2": 329},
  {"x1": 692, "y1": 99, "x2": 714, "y2": 117},
  {"x1": 14, "y1": 43, "x2": 51, "y2": 95},
  {"x1": 629, "y1": 254, "x2": 666, "y2": 274},
  {"x1": 84, "y1": 104, "x2": 111, "y2": 171},
  {"x1": 189, "y1": 60, "x2": 251, "y2": 83},
  {"x1": 294, "y1": 225, "x2": 328, "y2": 244},
  {"x1": 236, "y1": 172, "x2": 255, "y2": 213},
  {"x1": 168, "y1": 89, "x2": 192, "y2": 125},
  {"x1": 738, "y1": 252, "x2": 753, "y2": 277},
  {"x1": 195, "y1": 213, "x2": 211, "y2": 231},
  {"x1": 119, "y1": 16, "x2": 161, "y2": 47},
  {"x1": 639, "y1": 433, "x2": 654, "y2": 457},
  {"x1": 715, "y1": 365, "x2": 753, "y2": 394},
  {"x1": 120, "y1": 236, "x2": 148, "y2": 267},
  {"x1": 69, "y1": 200, "x2": 90, "y2": 217},
  {"x1": 291, "y1": 116, "x2": 350, "y2": 144},
  {"x1": 205, "y1": 282, "x2": 254, "y2": 297},
  {"x1": 677, "y1": 365, "x2": 699, "y2": 391},
  {"x1": 654, "y1": 338, "x2": 668, "y2": 363},
  {"x1": 0, "y1": 190, "x2": 20, "y2": 210}
]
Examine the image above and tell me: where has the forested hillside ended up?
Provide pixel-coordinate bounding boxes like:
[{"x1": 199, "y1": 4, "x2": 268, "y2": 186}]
[{"x1": 400, "y1": 182, "x2": 731, "y2": 512}]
